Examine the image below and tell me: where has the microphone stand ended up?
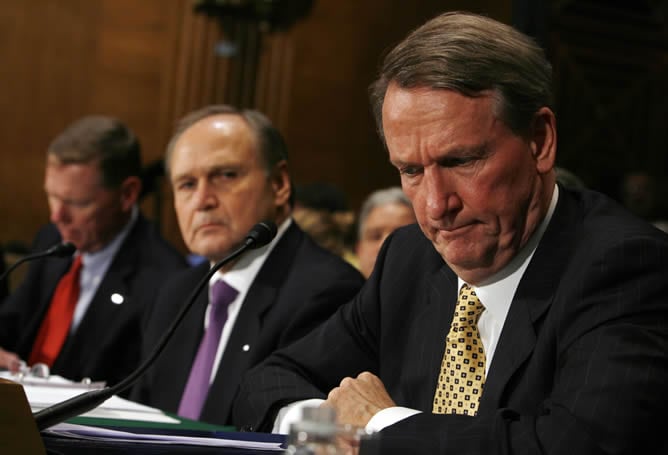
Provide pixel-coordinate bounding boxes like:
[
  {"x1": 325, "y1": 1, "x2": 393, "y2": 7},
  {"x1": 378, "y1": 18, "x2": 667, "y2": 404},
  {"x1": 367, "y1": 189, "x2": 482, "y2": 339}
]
[
  {"x1": 34, "y1": 223, "x2": 275, "y2": 431},
  {"x1": 0, "y1": 242, "x2": 76, "y2": 284}
]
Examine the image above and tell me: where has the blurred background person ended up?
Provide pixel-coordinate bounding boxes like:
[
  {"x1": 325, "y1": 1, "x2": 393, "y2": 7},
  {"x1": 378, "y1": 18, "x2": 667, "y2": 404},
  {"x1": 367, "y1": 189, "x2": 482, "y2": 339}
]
[
  {"x1": 0, "y1": 115, "x2": 186, "y2": 387},
  {"x1": 619, "y1": 171, "x2": 668, "y2": 232},
  {"x1": 355, "y1": 186, "x2": 416, "y2": 278},
  {"x1": 293, "y1": 182, "x2": 357, "y2": 267}
]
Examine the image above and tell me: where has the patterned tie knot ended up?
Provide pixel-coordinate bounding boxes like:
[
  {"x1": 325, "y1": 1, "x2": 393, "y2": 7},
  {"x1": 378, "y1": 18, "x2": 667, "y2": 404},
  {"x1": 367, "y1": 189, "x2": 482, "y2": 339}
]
[{"x1": 452, "y1": 284, "x2": 484, "y2": 327}]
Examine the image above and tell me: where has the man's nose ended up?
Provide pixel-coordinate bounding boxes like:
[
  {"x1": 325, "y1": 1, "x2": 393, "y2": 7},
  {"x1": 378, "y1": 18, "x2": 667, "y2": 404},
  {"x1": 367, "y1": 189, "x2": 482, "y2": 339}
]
[
  {"x1": 193, "y1": 181, "x2": 218, "y2": 210},
  {"x1": 424, "y1": 169, "x2": 461, "y2": 220},
  {"x1": 49, "y1": 200, "x2": 70, "y2": 224}
]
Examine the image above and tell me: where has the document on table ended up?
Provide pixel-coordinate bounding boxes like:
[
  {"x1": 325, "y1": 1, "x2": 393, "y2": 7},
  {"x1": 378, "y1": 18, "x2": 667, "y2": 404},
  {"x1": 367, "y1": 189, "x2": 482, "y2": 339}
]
[
  {"x1": 43, "y1": 422, "x2": 284, "y2": 451},
  {"x1": 0, "y1": 371, "x2": 178, "y2": 424}
]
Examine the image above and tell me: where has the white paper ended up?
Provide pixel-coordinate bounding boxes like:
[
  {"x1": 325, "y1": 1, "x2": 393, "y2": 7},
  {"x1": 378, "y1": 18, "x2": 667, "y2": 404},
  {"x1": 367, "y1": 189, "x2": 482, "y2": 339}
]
[{"x1": 0, "y1": 371, "x2": 178, "y2": 424}]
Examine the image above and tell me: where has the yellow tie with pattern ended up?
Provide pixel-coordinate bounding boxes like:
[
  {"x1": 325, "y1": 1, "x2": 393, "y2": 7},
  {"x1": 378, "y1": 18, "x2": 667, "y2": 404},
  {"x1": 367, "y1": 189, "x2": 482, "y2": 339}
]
[{"x1": 432, "y1": 284, "x2": 486, "y2": 415}]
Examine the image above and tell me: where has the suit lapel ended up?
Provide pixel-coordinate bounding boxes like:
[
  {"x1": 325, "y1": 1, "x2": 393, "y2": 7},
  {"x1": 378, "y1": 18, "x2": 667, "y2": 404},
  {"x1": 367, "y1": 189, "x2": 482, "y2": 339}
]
[
  {"x1": 480, "y1": 187, "x2": 579, "y2": 412},
  {"x1": 421, "y1": 265, "x2": 459, "y2": 409},
  {"x1": 66, "y1": 220, "x2": 143, "y2": 361},
  {"x1": 25, "y1": 257, "x2": 71, "y2": 345},
  {"x1": 173, "y1": 279, "x2": 210, "y2": 403},
  {"x1": 204, "y1": 283, "x2": 277, "y2": 422},
  {"x1": 144, "y1": 262, "x2": 209, "y2": 412},
  {"x1": 202, "y1": 223, "x2": 303, "y2": 422}
]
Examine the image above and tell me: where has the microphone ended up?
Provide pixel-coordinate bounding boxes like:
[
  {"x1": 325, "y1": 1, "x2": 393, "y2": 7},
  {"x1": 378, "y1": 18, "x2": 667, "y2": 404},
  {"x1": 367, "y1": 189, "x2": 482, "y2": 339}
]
[
  {"x1": 0, "y1": 242, "x2": 76, "y2": 283},
  {"x1": 244, "y1": 220, "x2": 278, "y2": 249},
  {"x1": 33, "y1": 221, "x2": 278, "y2": 430}
]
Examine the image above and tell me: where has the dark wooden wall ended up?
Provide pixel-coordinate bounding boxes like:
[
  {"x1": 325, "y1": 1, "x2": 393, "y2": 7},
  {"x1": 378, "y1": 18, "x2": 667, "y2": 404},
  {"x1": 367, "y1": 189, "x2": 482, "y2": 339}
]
[
  {"x1": 546, "y1": 0, "x2": 668, "y2": 203},
  {"x1": 0, "y1": 0, "x2": 511, "y2": 253}
]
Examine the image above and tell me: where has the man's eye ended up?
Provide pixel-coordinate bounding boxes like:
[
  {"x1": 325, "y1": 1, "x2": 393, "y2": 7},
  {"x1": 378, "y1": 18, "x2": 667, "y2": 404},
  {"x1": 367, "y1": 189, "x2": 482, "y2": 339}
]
[
  {"x1": 212, "y1": 170, "x2": 238, "y2": 180},
  {"x1": 400, "y1": 166, "x2": 422, "y2": 177},
  {"x1": 439, "y1": 156, "x2": 475, "y2": 168},
  {"x1": 60, "y1": 201, "x2": 89, "y2": 209},
  {"x1": 178, "y1": 181, "x2": 195, "y2": 191}
]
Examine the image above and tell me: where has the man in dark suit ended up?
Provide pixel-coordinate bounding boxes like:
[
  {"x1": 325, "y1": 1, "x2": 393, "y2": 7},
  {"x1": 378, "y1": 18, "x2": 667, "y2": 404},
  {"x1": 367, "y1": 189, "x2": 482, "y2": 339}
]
[
  {"x1": 131, "y1": 105, "x2": 364, "y2": 426},
  {"x1": 0, "y1": 116, "x2": 186, "y2": 387},
  {"x1": 233, "y1": 12, "x2": 668, "y2": 454}
]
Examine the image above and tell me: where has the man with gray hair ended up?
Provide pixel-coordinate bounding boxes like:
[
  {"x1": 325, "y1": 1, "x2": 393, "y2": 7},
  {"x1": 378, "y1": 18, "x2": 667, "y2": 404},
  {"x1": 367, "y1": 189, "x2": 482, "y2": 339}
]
[
  {"x1": 234, "y1": 11, "x2": 668, "y2": 454},
  {"x1": 132, "y1": 105, "x2": 364, "y2": 426},
  {"x1": 355, "y1": 187, "x2": 415, "y2": 278}
]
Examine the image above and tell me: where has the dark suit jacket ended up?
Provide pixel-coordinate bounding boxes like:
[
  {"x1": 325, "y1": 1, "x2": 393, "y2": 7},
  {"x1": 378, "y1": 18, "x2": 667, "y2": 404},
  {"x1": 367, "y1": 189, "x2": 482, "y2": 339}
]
[
  {"x1": 132, "y1": 221, "x2": 365, "y2": 426},
  {"x1": 0, "y1": 215, "x2": 186, "y2": 388},
  {"x1": 234, "y1": 187, "x2": 668, "y2": 454}
]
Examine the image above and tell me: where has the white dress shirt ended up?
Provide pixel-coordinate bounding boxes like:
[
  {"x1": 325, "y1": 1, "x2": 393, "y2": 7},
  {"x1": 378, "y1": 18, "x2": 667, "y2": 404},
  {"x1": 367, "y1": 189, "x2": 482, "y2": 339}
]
[
  {"x1": 71, "y1": 206, "x2": 138, "y2": 332},
  {"x1": 276, "y1": 185, "x2": 560, "y2": 434}
]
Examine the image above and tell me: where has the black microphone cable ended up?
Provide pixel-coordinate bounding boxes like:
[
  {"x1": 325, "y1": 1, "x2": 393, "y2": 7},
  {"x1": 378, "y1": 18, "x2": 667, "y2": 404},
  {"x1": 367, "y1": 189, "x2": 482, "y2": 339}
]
[{"x1": 0, "y1": 242, "x2": 76, "y2": 284}]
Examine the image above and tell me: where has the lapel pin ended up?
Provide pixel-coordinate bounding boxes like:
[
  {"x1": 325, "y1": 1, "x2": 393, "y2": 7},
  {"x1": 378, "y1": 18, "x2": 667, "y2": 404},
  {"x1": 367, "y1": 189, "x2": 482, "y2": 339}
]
[
  {"x1": 110, "y1": 293, "x2": 125, "y2": 305},
  {"x1": 242, "y1": 344, "x2": 250, "y2": 352}
]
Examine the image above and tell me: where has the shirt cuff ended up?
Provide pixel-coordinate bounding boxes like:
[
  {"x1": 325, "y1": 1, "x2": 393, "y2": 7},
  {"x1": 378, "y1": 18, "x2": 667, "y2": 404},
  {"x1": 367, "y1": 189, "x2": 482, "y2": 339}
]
[{"x1": 365, "y1": 407, "x2": 422, "y2": 433}]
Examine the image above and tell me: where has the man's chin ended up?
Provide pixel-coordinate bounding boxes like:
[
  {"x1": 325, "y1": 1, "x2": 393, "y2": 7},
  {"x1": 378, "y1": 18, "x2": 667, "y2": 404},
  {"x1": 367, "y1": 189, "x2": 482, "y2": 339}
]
[
  {"x1": 192, "y1": 243, "x2": 238, "y2": 263},
  {"x1": 437, "y1": 241, "x2": 490, "y2": 269}
]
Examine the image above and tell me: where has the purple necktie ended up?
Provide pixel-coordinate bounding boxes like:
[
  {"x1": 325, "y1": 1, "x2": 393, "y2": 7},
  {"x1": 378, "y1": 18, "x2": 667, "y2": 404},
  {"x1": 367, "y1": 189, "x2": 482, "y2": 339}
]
[{"x1": 177, "y1": 280, "x2": 238, "y2": 420}]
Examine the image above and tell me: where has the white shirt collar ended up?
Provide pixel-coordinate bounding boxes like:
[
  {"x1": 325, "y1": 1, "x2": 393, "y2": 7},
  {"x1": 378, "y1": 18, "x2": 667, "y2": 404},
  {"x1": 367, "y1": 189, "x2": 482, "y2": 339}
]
[
  {"x1": 209, "y1": 217, "x2": 291, "y2": 294},
  {"x1": 71, "y1": 206, "x2": 138, "y2": 331}
]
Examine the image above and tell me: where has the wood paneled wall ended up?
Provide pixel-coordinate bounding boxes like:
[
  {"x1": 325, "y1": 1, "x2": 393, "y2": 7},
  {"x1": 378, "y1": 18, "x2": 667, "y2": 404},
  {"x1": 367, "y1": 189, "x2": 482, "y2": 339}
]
[
  {"x1": 547, "y1": 0, "x2": 668, "y2": 200},
  {"x1": 0, "y1": 1, "x2": 511, "y2": 253}
]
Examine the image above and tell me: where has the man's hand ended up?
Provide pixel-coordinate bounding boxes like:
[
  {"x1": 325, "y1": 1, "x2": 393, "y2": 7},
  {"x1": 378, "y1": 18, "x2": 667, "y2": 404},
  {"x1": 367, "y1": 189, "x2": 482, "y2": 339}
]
[
  {"x1": 323, "y1": 371, "x2": 396, "y2": 427},
  {"x1": 0, "y1": 347, "x2": 23, "y2": 372}
]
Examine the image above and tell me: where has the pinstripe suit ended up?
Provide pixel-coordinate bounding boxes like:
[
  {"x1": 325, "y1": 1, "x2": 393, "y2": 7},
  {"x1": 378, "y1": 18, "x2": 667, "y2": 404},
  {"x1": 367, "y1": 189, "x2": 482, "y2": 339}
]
[{"x1": 234, "y1": 186, "x2": 668, "y2": 454}]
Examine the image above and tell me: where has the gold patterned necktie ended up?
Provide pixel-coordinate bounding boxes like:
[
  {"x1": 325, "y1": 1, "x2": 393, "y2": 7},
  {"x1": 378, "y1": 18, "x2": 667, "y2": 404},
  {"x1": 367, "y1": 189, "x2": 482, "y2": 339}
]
[{"x1": 432, "y1": 284, "x2": 486, "y2": 415}]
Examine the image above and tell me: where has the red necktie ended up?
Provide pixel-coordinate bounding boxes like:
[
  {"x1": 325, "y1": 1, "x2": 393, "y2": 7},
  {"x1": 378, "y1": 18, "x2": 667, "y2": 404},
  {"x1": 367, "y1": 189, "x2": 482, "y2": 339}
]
[{"x1": 29, "y1": 255, "x2": 83, "y2": 367}]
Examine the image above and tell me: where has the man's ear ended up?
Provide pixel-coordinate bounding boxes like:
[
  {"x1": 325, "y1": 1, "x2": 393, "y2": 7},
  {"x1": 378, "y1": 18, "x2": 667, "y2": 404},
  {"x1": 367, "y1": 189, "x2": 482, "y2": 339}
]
[
  {"x1": 119, "y1": 176, "x2": 142, "y2": 211},
  {"x1": 529, "y1": 107, "x2": 557, "y2": 174},
  {"x1": 271, "y1": 160, "x2": 291, "y2": 207}
]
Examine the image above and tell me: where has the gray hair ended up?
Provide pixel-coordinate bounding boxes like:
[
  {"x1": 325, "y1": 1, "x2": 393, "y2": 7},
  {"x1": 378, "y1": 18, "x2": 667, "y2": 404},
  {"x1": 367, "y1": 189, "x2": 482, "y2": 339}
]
[
  {"x1": 369, "y1": 11, "x2": 553, "y2": 143},
  {"x1": 358, "y1": 186, "x2": 413, "y2": 239}
]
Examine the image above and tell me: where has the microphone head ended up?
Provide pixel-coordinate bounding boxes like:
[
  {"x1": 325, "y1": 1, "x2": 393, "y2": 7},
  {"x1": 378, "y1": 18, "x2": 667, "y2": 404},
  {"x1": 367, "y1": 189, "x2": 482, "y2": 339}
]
[
  {"x1": 245, "y1": 221, "x2": 278, "y2": 249},
  {"x1": 48, "y1": 242, "x2": 77, "y2": 258}
]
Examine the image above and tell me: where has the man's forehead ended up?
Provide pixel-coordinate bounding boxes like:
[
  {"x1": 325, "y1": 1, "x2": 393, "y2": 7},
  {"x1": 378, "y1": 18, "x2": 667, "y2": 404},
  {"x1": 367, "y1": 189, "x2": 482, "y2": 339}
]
[
  {"x1": 44, "y1": 162, "x2": 106, "y2": 199},
  {"x1": 45, "y1": 155, "x2": 102, "y2": 180},
  {"x1": 185, "y1": 113, "x2": 253, "y2": 140},
  {"x1": 174, "y1": 114, "x2": 257, "y2": 156}
]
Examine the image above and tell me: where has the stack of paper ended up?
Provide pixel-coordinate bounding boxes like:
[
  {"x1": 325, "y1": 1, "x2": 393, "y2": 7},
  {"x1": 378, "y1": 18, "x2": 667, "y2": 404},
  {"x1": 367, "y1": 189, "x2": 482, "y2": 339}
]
[{"x1": 0, "y1": 371, "x2": 177, "y2": 424}]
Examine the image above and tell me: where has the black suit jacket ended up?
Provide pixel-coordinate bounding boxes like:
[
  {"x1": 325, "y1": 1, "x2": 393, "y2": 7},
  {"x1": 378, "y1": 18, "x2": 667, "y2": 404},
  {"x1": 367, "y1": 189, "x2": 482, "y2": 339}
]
[
  {"x1": 234, "y1": 187, "x2": 668, "y2": 454},
  {"x1": 132, "y1": 221, "x2": 365, "y2": 426},
  {"x1": 0, "y1": 215, "x2": 186, "y2": 387}
]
